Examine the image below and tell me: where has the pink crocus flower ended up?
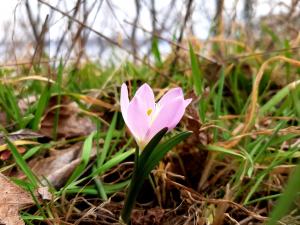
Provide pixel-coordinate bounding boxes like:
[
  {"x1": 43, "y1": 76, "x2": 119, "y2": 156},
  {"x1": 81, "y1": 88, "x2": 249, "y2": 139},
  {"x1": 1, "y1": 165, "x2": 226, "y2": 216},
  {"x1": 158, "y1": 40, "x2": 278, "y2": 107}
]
[{"x1": 120, "y1": 83, "x2": 192, "y2": 151}]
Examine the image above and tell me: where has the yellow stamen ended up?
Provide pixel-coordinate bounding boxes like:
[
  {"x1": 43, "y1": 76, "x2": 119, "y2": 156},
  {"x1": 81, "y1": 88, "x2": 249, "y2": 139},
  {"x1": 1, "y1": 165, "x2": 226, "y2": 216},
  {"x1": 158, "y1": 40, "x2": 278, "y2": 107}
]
[{"x1": 147, "y1": 109, "x2": 152, "y2": 116}]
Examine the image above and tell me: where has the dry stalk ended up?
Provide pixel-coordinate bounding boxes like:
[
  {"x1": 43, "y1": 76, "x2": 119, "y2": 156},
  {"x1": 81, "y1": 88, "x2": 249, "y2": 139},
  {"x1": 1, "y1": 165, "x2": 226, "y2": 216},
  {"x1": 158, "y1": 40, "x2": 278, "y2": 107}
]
[
  {"x1": 166, "y1": 178, "x2": 269, "y2": 222},
  {"x1": 224, "y1": 56, "x2": 300, "y2": 149}
]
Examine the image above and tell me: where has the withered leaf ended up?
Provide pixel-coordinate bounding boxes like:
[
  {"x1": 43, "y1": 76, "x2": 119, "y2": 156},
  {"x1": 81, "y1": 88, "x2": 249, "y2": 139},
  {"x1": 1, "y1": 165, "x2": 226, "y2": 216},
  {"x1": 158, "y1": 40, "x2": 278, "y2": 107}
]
[
  {"x1": 18, "y1": 95, "x2": 37, "y2": 115},
  {"x1": 184, "y1": 88, "x2": 210, "y2": 108},
  {"x1": 39, "y1": 96, "x2": 96, "y2": 139},
  {"x1": 0, "y1": 112, "x2": 8, "y2": 128},
  {"x1": 131, "y1": 208, "x2": 165, "y2": 225},
  {"x1": 185, "y1": 90, "x2": 201, "y2": 107},
  {"x1": 0, "y1": 173, "x2": 44, "y2": 225},
  {"x1": 0, "y1": 129, "x2": 44, "y2": 146},
  {"x1": 183, "y1": 91, "x2": 212, "y2": 146},
  {"x1": 183, "y1": 107, "x2": 204, "y2": 143},
  {"x1": 39, "y1": 114, "x2": 96, "y2": 139},
  {"x1": 37, "y1": 186, "x2": 52, "y2": 201},
  {"x1": 13, "y1": 143, "x2": 98, "y2": 189}
]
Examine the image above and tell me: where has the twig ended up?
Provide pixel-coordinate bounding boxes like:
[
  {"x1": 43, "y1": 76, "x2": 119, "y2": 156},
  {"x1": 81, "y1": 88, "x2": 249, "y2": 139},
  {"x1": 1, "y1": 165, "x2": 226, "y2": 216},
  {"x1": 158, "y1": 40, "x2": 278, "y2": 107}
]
[
  {"x1": 12, "y1": 0, "x2": 24, "y2": 75},
  {"x1": 124, "y1": 20, "x2": 217, "y2": 63},
  {"x1": 239, "y1": 208, "x2": 267, "y2": 225},
  {"x1": 53, "y1": 0, "x2": 81, "y2": 62},
  {"x1": 63, "y1": 0, "x2": 97, "y2": 67},
  {"x1": 165, "y1": 45, "x2": 300, "y2": 76},
  {"x1": 25, "y1": 0, "x2": 39, "y2": 43},
  {"x1": 165, "y1": 177, "x2": 269, "y2": 222},
  {"x1": 28, "y1": 14, "x2": 49, "y2": 74},
  {"x1": 0, "y1": 57, "x2": 97, "y2": 67},
  {"x1": 170, "y1": 0, "x2": 194, "y2": 70},
  {"x1": 38, "y1": 0, "x2": 176, "y2": 83},
  {"x1": 131, "y1": 0, "x2": 141, "y2": 61},
  {"x1": 74, "y1": 0, "x2": 104, "y2": 69},
  {"x1": 38, "y1": 0, "x2": 122, "y2": 48}
]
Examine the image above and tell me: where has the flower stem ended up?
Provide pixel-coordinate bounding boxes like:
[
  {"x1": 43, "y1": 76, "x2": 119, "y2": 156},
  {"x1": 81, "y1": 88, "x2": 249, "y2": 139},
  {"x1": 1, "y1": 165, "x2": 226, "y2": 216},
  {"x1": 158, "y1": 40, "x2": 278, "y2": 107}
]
[
  {"x1": 120, "y1": 146, "x2": 140, "y2": 224},
  {"x1": 119, "y1": 181, "x2": 140, "y2": 224}
]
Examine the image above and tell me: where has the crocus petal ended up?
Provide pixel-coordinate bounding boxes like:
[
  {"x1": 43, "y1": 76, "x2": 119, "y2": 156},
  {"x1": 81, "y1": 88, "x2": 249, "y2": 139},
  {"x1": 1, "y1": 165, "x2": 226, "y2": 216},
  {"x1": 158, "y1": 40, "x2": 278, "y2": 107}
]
[
  {"x1": 167, "y1": 98, "x2": 192, "y2": 132},
  {"x1": 127, "y1": 95, "x2": 149, "y2": 145},
  {"x1": 135, "y1": 83, "x2": 155, "y2": 113},
  {"x1": 120, "y1": 83, "x2": 130, "y2": 124},
  {"x1": 143, "y1": 97, "x2": 185, "y2": 145},
  {"x1": 184, "y1": 98, "x2": 192, "y2": 108},
  {"x1": 158, "y1": 88, "x2": 183, "y2": 106}
]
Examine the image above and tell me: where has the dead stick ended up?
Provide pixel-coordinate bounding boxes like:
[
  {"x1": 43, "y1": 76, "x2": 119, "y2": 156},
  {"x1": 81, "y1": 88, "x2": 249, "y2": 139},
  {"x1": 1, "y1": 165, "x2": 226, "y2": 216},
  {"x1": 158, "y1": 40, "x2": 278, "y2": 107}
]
[
  {"x1": 165, "y1": 177, "x2": 269, "y2": 222},
  {"x1": 124, "y1": 20, "x2": 217, "y2": 64},
  {"x1": 38, "y1": 0, "x2": 176, "y2": 84}
]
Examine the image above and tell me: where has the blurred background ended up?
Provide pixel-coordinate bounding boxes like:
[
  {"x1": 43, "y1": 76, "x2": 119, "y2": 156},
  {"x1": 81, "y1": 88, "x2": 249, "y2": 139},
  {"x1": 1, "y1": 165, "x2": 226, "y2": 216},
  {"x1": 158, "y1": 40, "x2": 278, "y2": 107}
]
[{"x1": 0, "y1": 0, "x2": 295, "y2": 66}]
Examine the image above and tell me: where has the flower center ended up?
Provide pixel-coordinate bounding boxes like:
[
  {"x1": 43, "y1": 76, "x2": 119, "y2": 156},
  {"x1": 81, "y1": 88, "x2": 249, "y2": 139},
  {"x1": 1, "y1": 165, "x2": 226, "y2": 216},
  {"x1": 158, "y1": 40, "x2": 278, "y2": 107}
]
[
  {"x1": 149, "y1": 103, "x2": 163, "y2": 126},
  {"x1": 147, "y1": 109, "x2": 152, "y2": 116}
]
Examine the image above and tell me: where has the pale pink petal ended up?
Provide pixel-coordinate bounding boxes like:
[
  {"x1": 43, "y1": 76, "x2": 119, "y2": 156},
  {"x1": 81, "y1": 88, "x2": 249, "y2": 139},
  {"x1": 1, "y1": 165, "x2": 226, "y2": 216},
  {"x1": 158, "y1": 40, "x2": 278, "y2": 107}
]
[
  {"x1": 184, "y1": 98, "x2": 192, "y2": 108},
  {"x1": 135, "y1": 83, "x2": 155, "y2": 113},
  {"x1": 158, "y1": 88, "x2": 183, "y2": 106},
  {"x1": 143, "y1": 97, "x2": 185, "y2": 145},
  {"x1": 120, "y1": 83, "x2": 130, "y2": 124},
  {"x1": 127, "y1": 95, "x2": 149, "y2": 144}
]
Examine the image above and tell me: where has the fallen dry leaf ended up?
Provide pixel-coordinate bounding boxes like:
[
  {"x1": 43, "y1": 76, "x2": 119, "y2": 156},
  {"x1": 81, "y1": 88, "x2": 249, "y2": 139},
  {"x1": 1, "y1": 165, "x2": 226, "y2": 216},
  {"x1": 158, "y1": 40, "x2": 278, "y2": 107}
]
[
  {"x1": 0, "y1": 112, "x2": 8, "y2": 128},
  {"x1": 183, "y1": 90, "x2": 212, "y2": 146},
  {"x1": 184, "y1": 89, "x2": 201, "y2": 108},
  {"x1": 0, "y1": 173, "x2": 44, "y2": 225},
  {"x1": 37, "y1": 186, "x2": 52, "y2": 201},
  {"x1": 39, "y1": 96, "x2": 96, "y2": 139},
  {"x1": 185, "y1": 88, "x2": 210, "y2": 108},
  {"x1": 18, "y1": 95, "x2": 37, "y2": 115},
  {"x1": 40, "y1": 114, "x2": 96, "y2": 139},
  {"x1": 13, "y1": 142, "x2": 98, "y2": 189},
  {"x1": 0, "y1": 129, "x2": 44, "y2": 146},
  {"x1": 131, "y1": 207, "x2": 165, "y2": 225}
]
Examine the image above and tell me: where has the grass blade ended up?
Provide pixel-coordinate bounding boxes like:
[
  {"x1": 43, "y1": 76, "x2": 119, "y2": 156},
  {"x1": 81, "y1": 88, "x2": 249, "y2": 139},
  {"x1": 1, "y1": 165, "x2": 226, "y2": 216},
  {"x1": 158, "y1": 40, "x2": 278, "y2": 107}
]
[
  {"x1": 253, "y1": 121, "x2": 284, "y2": 164},
  {"x1": 4, "y1": 133, "x2": 37, "y2": 188},
  {"x1": 261, "y1": 24, "x2": 283, "y2": 47},
  {"x1": 259, "y1": 82, "x2": 300, "y2": 116},
  {"x1": 5, "y1": 85, "x2": 23, "y2": 127},
  {"x1": 98, "y1": 109, "x2": 118, "y2": 167},
  {"x1": 33, "y1": 82, "x2": 50, "y2": 131},
  {"x1": 67, "y1": 149, "x2": 134, "y2": 189},
  {"x1": 27, "y1": 186, "x2": 47, "y2": 219},
  {"x1": 189, "y1": 41, "x2": 205, "y2": 123},
  {"x1": 53, "y1": 59, "x2": 63, "y2": 141},
  {"x1": 200, "y1": 145, "x2": 245, "y2": 159},
  {"x1": 152, "y1": 37, "x2": 162, "y2": 68},
  {"x1": 92, "y1": 164, "x2": 108, "y2": 201},
  {"x1": 62, "y1": 131, "x2": 95, "y2": 190},
  {"x1": 267, "y1": 164, "x2": 300, "y2": 225},
  {"x1": 107, "y1": 125, "x2": 126, "y2": 159},
  {"x1": 213, "y1": 66, "x2": 225, "y2": 142}
]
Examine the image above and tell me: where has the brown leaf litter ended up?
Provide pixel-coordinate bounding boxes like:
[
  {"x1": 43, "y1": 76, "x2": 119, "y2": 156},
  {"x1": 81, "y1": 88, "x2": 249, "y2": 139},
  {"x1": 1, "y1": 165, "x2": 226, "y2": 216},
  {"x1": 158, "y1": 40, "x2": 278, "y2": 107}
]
[
  {"x1": 131, "y1": 208, "x2": 165, "y2": 225},
  {"x1": 0, "y1": 173, "x2": 49, "y2": 225},
  {"x1": 183, "y1": 89, "x2": 212, "y2": 146},
  {"x1": 0, "y1": 129, "x2": 44, "y2": 146},
  {"x1": 17, "y1": 95, "x2": 97, "y2": 140},
  {"x1": 39, "y1": 96, "x2": 96, "y2": 139},
  {"x1": 13, "y1": 142, "x2": 97, "y2": 189}
]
